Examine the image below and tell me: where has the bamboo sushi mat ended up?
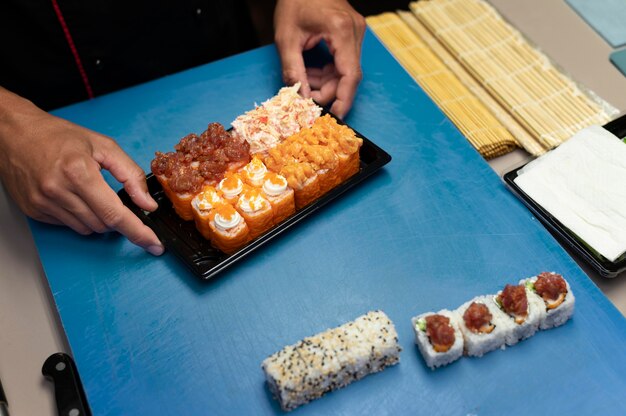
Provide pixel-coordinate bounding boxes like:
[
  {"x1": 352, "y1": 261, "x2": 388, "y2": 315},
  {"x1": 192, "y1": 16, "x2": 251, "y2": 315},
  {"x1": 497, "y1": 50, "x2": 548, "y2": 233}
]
[{"x1": 366, "y1": 0, "x2": 617, "y2": 158}]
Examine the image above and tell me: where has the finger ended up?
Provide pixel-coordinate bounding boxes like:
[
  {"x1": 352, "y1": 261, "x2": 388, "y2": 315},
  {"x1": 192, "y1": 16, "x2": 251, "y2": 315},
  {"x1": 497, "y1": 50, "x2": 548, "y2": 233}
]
[
  {"x1": 274, "y1": 30, "x2": 311, "y2": 97},
  {"x1": 310, "y1": 76, "x2": 339, "y2": 106},
  {"x1": 38, "y1": 203, "x2": 94, "y2": 235},
  {"x1": 76, "y1": 173, "x2": 164, "y2": 255},
  {"x1": 306, "y1": 64, "x2": 336, "y2": 90},
  {"x1": 48, "y1": 187, "x2": 110, "y2": 232},
  {"x1": 94, "y1": 137, "x2": 158, "y2": 212},
  {"x1": 327, "y1": 29, "x2": 364, "y2": 118}
]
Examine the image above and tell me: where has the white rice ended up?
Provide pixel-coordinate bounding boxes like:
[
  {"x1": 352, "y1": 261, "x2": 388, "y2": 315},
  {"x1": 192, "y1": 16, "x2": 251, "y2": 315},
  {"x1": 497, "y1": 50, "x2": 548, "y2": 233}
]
[
  {"x1": 261, "y1": 310, "x2": 401, "y2": 412},
  {"x1": 456, "y1": 295, "x2": 514, "y2": 357},
  {"x1": 520, "y1": 274, "x2": 575, "y2": 330},
  {"x1": 411, "y1": 309, "x2": 464, "y2": 369}
]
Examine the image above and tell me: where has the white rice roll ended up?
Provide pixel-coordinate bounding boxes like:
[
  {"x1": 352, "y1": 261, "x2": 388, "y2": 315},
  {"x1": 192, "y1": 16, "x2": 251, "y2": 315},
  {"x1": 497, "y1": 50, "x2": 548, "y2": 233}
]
[
  {"x1": 520, "y1": 273, "x2": 575, "y2": 330},
  {"x1": 494, "y1": 285, "x2": 545, "y2": 346},
  {"x1": 261, "y1": 310, "x2": 401, "y2": 412},
  {"x1": 456, "y1": 295, "x2": 514, "y2": 357},
  {"x1": 411, "y1": 309, "x2": 463, "y2": 369}
]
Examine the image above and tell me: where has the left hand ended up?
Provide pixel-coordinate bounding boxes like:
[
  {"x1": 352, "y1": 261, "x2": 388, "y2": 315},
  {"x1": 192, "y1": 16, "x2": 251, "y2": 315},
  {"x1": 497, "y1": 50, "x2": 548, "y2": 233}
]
[{"x1": 274, "y1": 0, "x2": 366, "y2": 118}]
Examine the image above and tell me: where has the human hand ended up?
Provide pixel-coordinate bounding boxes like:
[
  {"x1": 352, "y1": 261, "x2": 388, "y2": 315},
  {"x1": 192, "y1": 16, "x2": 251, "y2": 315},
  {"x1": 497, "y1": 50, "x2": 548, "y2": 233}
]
[
  {"x1": 0, "y1": 88, "x2": 164, "y2": 255},
  {"x1": 274, "y1": 0, "x2": 366, "y2": 118}
]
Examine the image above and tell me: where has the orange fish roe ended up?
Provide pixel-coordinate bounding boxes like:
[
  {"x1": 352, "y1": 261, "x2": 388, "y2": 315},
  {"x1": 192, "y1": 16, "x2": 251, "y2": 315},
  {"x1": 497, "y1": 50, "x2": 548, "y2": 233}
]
[
  {"x1": 214, "y1": 202, "x2": 238, "y2": 222},
  {"x1": 265, "y1": 172, "x2": 287, "y2": 187},
  {"x1": 220, "y1": 173, "x2": 242, "y2": 192}
]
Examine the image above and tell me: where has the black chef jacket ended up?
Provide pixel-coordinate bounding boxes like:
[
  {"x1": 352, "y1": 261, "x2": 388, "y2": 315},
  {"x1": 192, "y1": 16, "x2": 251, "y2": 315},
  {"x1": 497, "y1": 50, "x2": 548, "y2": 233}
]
[{"x1": 0, "y1": 0, "x2": 258, "y2": 110}]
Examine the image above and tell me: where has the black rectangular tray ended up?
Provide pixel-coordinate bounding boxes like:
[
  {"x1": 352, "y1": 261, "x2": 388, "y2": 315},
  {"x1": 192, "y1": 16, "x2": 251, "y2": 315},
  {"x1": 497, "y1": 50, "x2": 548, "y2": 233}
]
[
  {"x1": 503, "y1": 114, "x2": 626, "y2": 278},
  {"x1": 119, "y1": 123, "x2": 391, "y2": 280}
]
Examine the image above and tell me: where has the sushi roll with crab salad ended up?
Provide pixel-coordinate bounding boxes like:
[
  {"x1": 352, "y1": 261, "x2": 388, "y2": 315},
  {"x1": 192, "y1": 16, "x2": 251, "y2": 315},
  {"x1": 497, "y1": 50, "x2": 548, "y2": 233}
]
[
  {"x1": 261, "y1": 310, "x2": 401, "y2": 412},
  {"x1": 412, "y1": 310, "x2": 463, "y2": 369},
  {"x1": 520, "y1": 272, "x2": 575, "y2": 330},
  {"x1": 456, "y1": 296, "x2": 514, "y2": 357},
  {"x1": 494, "y1": 283, "x2": 545, "y2": 346}
]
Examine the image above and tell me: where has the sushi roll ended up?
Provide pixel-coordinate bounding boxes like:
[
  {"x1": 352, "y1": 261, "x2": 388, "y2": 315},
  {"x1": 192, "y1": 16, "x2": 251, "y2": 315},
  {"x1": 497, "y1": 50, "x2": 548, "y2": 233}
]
[
  {"x1": 279, "y1": 162, "x2": 320, "y2": 210},
  {"x1": 236, "y1": 188, "x2": 273, "y2": 239},
  {"x1": 520, "y1": 272, "x2": 575, "y2": 330},
  {"x1": 240, "y1": 156, "x2": 268, "y2": 188},
  {"x1": 261, "y1": 310, "x2": 401, "y2": 412},
  {"x1": 493, "y1": 283, "x2": 545, "y2": 345},
  {"x1": 208, "y1": 202, "x2": 250, "y2": 254},
  {"x1": 262, "y1": 172, "x2": 296, "y2": 225},
  {"x1": 191, "y1": 186, "x2": 224, "y2": 241},
  {"x1": 412, "y1": 309, "x2": 463, "y2": 369},
  {"x1": 217, "y1": 173, "x2": 245, "y2": 206},
  {"x1": 456, "y1": 296, "x2": 514, "y2": 357}
]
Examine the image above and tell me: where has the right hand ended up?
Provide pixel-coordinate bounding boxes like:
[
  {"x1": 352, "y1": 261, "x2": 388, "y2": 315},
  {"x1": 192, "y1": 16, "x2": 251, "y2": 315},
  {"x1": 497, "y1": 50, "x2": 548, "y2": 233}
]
[{"x1": 0, "y1": 88, "x2": 164, "y2": 255}]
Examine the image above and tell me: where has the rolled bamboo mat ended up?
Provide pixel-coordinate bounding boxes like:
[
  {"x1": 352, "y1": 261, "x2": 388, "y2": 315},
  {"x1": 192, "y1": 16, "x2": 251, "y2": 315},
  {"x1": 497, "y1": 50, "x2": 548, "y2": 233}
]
[
  {"x1": 396, "y1": 10, "x2": 543, "y2": 156},
  {"x1": 367, "y1": 12, "x2": 518, "y2": 159},
  {"x1": 409, "y1": 0, "x2": 616, "y2": 153}
]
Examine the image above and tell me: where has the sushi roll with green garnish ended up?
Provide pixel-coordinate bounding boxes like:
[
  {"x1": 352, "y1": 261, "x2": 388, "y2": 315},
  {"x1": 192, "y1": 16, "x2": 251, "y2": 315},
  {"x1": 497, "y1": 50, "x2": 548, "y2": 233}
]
[
  {"x1": 412, "y1": 309, "x2": 464, "y2": 369},
  {"x1": 520, "y1": 272, "x2": 575, "y2": 330}
]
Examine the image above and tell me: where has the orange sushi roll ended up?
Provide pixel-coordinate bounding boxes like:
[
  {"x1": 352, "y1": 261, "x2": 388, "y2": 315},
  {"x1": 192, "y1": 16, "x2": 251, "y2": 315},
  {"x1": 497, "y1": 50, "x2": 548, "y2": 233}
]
[
  {"x1": 236, "y1": 188, "x2": 274, "y2": 240},
  {"x1": 162, "y1": 165, "x2": 204, "y2": 221},
  {"x1": 240, "y1": 156, "x2": 268, "y2": 188},
  {"x1": 281, "y1": 162, "x2": 320, "y2": 210},
  {"x1": 217, "y1": 173, "x2": 245, "y2": 205},
  {"x1": 191, "y1": 186, "x2": 224, "y2": 240},
  {"x1": 262, "y1": 172, "x2": 295, "y2": 225},
  {"x1": 208, "y1": 202, "x2": 250, "y2": 254}
]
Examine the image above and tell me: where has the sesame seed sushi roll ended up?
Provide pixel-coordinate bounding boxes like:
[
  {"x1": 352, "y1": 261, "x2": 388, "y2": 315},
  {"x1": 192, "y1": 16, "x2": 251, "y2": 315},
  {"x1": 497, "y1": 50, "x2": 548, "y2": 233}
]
[
  {"x1": 412, "y1": 309, "x2": 463, "y2": 369},
  {"x1": 208, "y1": 202, "x2": 249, "y2": 254},
  {"x1": 520, "y1": 272, "x2": 575, "y2": 330},
  {"x1": 262, "y1": 172, "x2": 295, "y2": 225},
  {"x1": 236, "y1": 188, "x2": 273, "y2": 240},
  {"x1": 217, "y1": 173, "x2": 245, "y2": 206},
  {"x1": 191, "y1": 186, "x2": 224, "y2": 241},
  {"x1": 261, "y1": 310, "x2": 401, "y2": 412},
  {"x1": 494, "y1": 283, "x2": 544, "y2": 346},
  {"x1": 456, "y1": 296, "x2": 514, "y2": 357},
  {"x1": 240, "y1": 156, "x2": 268, "y2": 188}
]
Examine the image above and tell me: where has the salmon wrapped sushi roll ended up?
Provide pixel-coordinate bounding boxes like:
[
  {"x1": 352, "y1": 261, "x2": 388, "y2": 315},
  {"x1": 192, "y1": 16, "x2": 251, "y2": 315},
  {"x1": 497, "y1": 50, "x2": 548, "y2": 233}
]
[
  {"x1": 236, "y1": 188, "x2": 273, "y2": 239},
  {"x1": 519, "y1": 272, "x2": 575, "y2": 330},
  {"x1": 240, "y1": 156, "x2": 268, "y2": 188},
  {"x1": 262, "y1": 172, "x2": 295, "y2": 225},
  {"x1": 302, "y1": 144, "x2": 338, "y2": 197},
  {"x1": 191, "y1": 186, "x2": 224, "y2": 241},
  {"x1": 281, "y1": 162, "x2": 320, "y2": 210},
  {"x1": 217, "y1": 173, "x2": 245, "y2": 205},
  {"x1": 208, "y1": 202, "x2": 250, "y2": 254}
]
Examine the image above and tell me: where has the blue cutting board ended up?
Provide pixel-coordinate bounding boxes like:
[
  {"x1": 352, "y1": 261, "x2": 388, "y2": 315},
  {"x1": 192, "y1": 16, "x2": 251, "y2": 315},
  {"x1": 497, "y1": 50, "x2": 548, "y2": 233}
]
[{"x1": 31, "y1": 31, "x2": 626, "y2": 415}]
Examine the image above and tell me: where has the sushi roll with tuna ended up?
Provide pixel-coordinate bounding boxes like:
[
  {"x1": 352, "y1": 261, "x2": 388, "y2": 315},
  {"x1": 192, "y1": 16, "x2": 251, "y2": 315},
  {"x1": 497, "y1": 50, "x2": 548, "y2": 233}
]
[
  {"x1": 456, "y1": 296, "x2": 514, "y2": 357},
  {"x1": 520, "y1": 272, "x2": 575, "y2": 330},
  {"x1": 261, "y1": 310, "x2": 401, "y2": 412},
  {"x1": 494, "y1": 283, "x2": 545, "y2": 345},
  {"x1": 412, "y1": 309, "x2": 463, "y2": 369}
]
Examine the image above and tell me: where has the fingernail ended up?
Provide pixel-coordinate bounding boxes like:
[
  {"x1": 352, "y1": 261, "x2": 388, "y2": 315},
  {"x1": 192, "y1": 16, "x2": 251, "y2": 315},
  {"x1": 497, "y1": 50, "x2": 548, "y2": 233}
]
[
  {"x1": 147, "y1": 244, "x2": 165, "y2": 256},
  {"x1": 146, "y1": 192, "x2": 158, "y2": 210}
]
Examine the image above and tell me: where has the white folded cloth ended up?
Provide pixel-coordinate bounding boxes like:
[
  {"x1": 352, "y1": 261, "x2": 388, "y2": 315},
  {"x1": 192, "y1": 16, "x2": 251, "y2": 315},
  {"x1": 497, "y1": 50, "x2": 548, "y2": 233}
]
[{"x1": 515, "y1": 125, "x2": 626, "y2": 262}]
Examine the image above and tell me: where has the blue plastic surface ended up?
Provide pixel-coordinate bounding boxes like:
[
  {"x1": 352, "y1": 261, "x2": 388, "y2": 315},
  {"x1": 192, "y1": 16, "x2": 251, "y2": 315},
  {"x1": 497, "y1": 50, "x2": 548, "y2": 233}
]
[
  {"x1": 566, "y1": 0, "x2": 626, "y2": 48},
  {"x1": 31, "y1": 31, "x2": 626, "y2": 415},
  {"x1": 610, "y1": 48, "x2": 626, "y2": 78}
]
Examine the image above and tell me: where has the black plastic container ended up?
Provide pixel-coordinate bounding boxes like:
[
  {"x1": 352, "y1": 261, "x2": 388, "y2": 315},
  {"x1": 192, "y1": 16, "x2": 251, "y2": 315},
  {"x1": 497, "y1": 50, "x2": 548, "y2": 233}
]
[
  {"x1": 119, "y1": 120, "x2": 391, "y2": 280},
  {"x1": 503, "y1": 114, "x2": 626, "y2": 277}
]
